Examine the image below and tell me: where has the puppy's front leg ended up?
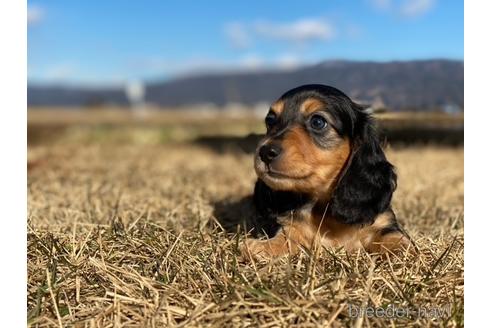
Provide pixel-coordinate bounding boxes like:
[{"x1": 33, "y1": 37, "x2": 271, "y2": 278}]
[{"x1": 241, "y1": 222, "x2": 311, "y2": 261}]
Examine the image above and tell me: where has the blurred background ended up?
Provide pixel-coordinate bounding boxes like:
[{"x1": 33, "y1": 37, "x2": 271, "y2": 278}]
[{"x1": 27, "y1": 0, "x2": 463, "y2": 148}]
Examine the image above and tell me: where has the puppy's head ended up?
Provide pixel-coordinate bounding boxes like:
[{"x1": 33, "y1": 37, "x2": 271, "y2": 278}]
[{"x1": 254, "y1": 84, "x2": 396, "y2": 225}]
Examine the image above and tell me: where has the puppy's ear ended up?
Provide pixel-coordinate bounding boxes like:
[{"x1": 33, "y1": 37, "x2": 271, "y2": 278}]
[{"x1": 328, "y1": 114, "x2": 396, "y2": 225}]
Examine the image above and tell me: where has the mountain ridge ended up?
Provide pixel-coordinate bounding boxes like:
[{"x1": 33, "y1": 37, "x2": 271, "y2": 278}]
[{"x1": 28, "y1": 59, "x2": 464, "y2": 111}]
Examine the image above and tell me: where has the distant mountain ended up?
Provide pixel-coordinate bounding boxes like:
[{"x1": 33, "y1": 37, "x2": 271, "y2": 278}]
[
  {"x1": 27, "y1": 85, "x2": 129, "y2": 107},
  {"x1": 28, "y1": 59, "x2": 464, "y2": 111}
]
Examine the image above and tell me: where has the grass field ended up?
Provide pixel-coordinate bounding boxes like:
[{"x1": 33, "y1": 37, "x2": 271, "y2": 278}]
[{"x1": 27, "y1": 111, "x2": 463, "y2": 327}]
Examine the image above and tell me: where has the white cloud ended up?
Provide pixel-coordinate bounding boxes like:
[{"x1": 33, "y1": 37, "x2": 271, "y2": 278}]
[
  {"x1": 30, "y1": 63, "x2": 127, "y2": 86},
  {"x1": 128, "y1": 56, "x2": 235, "y2": 77},
  {"x1": 127, "y1": 57, "x2": 172, "y2": 73},
  {"x1": 368, "y1": 0, "x2": 436, "y2": 18},
  {"x1": 224, "y1": 18, "x2": 336, "y2": 49},
  {"x1": 32, "y1": 53, "x2": 309, "y2": 84},
  {"x1": 369, "y1": 0, "x2": 392, "y2": 11},
  {"x1": 29, "y1": 62, "x2": 128, "y2": 86},
  {"x1": 27, "y1": 5, "x2": 45, "y2": 25},
  {"x1": 253, "y1": 18, "x2": 335, "y2": 43},
  {"x1": 238, "y1": 53, "x2": 306, "y2": 71},
  {"x1": 128, "y1": 53, "x2": 308, "y2": 78},
  {"x1": 224, "y1": 22, "x2": 251, "y2": 49},
  {"x1": 400, "y1": 0, "x2": 436, "y2": 17},
  {"x1": 349, "y1": 26, "x2": 364, "y2": 40},
  {"x1": 238, "y1": 54, "x2": 264, "y2": 70},
  {"x1": 44, "y1": 63, "x2": 77, "y2": 81},
  {"x1": 275, "y1": 54, "x2": 301, "y2": 70}
]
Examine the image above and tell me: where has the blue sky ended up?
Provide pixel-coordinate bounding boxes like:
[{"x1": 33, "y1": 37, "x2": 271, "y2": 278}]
[{"x1": 27, "y1": 0, "x2": 463, "y2": 85}]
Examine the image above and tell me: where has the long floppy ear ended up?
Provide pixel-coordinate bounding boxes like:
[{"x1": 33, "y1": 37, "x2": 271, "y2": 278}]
[{"x1": 327, "y1": 116, "x2": 397, "y2": 225}]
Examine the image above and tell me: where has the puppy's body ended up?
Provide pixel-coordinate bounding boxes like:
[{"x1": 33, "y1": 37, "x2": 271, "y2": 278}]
[{"x1": 242, "y1": 84, "x2": 411, "y2": 259}]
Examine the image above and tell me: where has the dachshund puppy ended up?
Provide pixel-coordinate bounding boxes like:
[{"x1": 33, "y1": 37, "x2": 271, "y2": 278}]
[{"x1": 242, "y1": 84, "x2": 411, "y2": 260}]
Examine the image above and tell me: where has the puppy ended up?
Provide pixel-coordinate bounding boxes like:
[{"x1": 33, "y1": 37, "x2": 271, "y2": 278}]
[{"x1": 242, "y1": 84, "x2": 411, "y2": 260}]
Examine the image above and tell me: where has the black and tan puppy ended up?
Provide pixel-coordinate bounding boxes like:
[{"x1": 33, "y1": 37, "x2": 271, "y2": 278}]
[{"x1": 242, "y1": 84, "x2": 411, "y2": 259}]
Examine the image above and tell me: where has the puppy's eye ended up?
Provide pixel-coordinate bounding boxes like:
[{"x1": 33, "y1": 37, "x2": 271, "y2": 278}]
[
  {"x1": 310, "y1": 115, "x2": 328, "y2": 131},
  {"x1": 265, "y1": 112, "x2": 277, "y2": 128}
]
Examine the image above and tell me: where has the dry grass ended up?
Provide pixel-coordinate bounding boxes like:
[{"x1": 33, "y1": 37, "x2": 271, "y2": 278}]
[{"x1": 27, "y1": 138, "x2": 463, "y2": 327}]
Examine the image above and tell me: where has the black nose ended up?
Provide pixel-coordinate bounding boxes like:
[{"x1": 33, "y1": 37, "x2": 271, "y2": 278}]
[{"x1": 259, "y1": 144, "x2": 282, "y2": 164}]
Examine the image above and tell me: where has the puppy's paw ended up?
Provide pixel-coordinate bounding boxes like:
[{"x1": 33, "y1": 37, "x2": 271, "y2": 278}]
[
  {"x1": 240, "y1": 236, "x2": 298, "y2": 262},
  {"x1": 240, "y1": 239, "x2": 271, "y2": 262},
  {"x1": 369, "y1": 232, "x2": 417, "y2": 256}
]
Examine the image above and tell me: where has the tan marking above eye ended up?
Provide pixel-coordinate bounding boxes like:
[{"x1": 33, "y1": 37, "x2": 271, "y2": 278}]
[
  {"x1": 270, "y1": 100, "x2": 284, "y2": 115},
  {"x1": 300, "y1": 98, "x2": 325, "y2": 115}
]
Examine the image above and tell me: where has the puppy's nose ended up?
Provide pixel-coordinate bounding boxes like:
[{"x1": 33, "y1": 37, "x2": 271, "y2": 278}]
[{"x1": 259, "y1": 144, "x2": 282, "y2": 164}]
